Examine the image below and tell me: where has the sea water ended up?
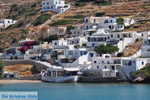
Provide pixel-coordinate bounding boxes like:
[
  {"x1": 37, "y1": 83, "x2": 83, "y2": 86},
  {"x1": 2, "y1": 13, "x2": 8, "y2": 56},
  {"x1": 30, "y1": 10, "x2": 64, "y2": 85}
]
[{"x1": 0, "y1": 83, "x2": 150, "y2": 100}]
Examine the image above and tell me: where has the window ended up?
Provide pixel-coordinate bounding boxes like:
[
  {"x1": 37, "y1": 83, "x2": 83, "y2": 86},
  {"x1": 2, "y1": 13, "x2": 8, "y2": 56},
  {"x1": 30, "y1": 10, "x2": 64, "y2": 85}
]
[
  {"x1": 86, "y1": 26, "x2": 89, "y2": 30},
  {"x1": 47, "y1": 2, "x2": 49, "y2": 5},
  {"x1": 97, "y1": 66, "x2": 99, "y2": 69},
  {"x1": 109, "y1": 25, "x2": 111, "y2": 29},
  {"x1": 90, "y1": 53, "x2": 94, "y2": 57},
  {"x1": 84, "y1": 51, "x2": 88, "y2": 55},
  {"x1": 111, "y1": 35, "x2": 113, "y2": 38},
  {"x1": 94, "y1": 61, "x2": 97, "y2": 63},
  {"x1": 85, "y1": 19, "x2": 88, "y2": 23},
  {"x1": 69, "y1": 51, "x2": 73, "y2": 55},
  {"x1": 80, "y1": 51, "x2": 83, "y2": 56},
  {"x1": 107, "y1": 61, "x2": 109, "y2": 64},
  {"x1": 105, "y1": 66, "x2": 107, "y2": 69},
  {"x1": 56, "y1": 1, "x2": 58, "y2": 4},
  {"x1": 55, "y1": 42, "x2": 57, "y2": 45},
  {"x1": 43, "y1": 2, "x2": 45, "y2": 5},
  {"x1": 51, "y1": 6, "x2": 53, "y2": 9},
  {"x1": 92, "y1": 43, "x2": 95, "y2": 47},
  {"x1": 94, "y1": 19, "x2": 96, "y2": 23},
  {"x1": 104, "y1": 20, "x2": 108, "y2": 23},
  {"x1": 142, "y1": 61, "x2": 144, "y2": 65},
  {"x1": 102, "y1": 61, "x2": 104, "y2": 63},
  {"x1": 112, "y1": 66, "x2": 115, "y2": 70}
]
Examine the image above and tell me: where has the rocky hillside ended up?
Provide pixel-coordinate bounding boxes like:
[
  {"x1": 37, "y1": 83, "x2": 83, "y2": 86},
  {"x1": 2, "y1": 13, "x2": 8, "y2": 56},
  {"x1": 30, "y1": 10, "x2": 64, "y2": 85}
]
[
  {"x1": 132, "y1": 65, "x2": 150, "y2": 83},
  {"x1": 0, "y1": 0, "x2": 150, "y2": 52}
]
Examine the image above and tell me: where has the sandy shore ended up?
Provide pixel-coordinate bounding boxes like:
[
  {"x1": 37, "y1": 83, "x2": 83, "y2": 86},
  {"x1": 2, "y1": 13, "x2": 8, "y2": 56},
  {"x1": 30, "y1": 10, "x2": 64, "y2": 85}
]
[{"x1": 0, "y1": 80, "x2": 42, "y2": 84}]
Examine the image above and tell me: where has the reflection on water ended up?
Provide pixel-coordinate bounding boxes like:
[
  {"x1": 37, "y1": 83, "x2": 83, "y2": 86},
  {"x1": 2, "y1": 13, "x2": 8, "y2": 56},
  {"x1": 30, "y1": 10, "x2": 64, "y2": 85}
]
[{"x1": 0, "y1": 83, "x2": 150, "y2": 100}]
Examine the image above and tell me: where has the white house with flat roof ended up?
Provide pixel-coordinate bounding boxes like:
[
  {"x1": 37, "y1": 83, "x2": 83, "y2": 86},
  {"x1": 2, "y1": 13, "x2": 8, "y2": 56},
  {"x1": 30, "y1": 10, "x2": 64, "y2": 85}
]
[
  {"x1": 123, "y1": 17, "x2": 135, "y2": 26},
  {"x1": 52, "y1": 38, "x2": 68, "y2": 48},
  {"x1": 98, "y1": 17, "x2": 124, "y2": 31},
  {"x1": 0, "y1": 19, "x2": 16, "y2": 28},
  {"x1": 42, "y1": 0, "x2": 71, "y2": 13},
  {"x1": 58, "y1": 48, "x2": 89, "y2": 68},
  {"x1": 141, "y1": 37, "x2": 150, "y2": 57},
  {"x1": 47, "y1": 27, "x2": 67, "y2": 36},
  {"x1": 86, "y1": 54, "x2": 147, "y2": 79},
  {"x1": 70, "y1": 25, "x2": 97, "y2": 37},
  {"x1": 67, "y1": 37, "x2": 87, "y2": 46}
]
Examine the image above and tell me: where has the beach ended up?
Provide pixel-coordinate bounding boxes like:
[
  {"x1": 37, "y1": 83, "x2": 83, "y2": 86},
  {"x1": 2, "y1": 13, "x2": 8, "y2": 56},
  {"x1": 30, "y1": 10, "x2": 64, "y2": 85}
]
[{"x1": 0, "y1": 80, "x2": 42, "y2": 84}]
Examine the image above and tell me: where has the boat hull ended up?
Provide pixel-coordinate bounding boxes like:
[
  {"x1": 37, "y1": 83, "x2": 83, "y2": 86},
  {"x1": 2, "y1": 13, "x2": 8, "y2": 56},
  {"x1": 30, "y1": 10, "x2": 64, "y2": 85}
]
[{"x1": 41, "y1": 76, "x2": 79, "y2": 83}]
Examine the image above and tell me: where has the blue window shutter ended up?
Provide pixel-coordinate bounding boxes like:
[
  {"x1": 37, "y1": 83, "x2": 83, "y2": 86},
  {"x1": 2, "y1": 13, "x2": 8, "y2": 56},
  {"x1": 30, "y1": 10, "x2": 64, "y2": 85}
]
[{"x1": 92, "y1": 43, "x2": 95, "y2": 47}]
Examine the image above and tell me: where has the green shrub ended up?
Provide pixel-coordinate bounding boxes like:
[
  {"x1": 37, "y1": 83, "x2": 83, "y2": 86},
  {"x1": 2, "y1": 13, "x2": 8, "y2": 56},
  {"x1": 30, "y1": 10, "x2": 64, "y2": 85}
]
[
  {"x1": 117, "y1": 52, "x2": 123, "y2": 57},
  {"x1": 82, "y1": 43, "x2": 87, "y2": 47},
  {"x1": 21, "y1": 29, "x2": 28, "y2": 34},
  {"x1": 0, "y1": 60, "x2": 4, "y2": 78},
  {"x1": 133, "y1": 65, "x2": 150, "y2": 77},
  {"x1": 66, "y1": 26, "x2": 75, "y2": 34},
  {"x1": 44, "y1": 35, "x2": 58, "y2": 42},
  {"x1": 74, "y1": 45, "x2": 80, "y2": 48},
  {"x1": 71, "y1": 15, "x2": 85, "y2": 19},
  {"x1": 19, "y1": 8, "x2": 37, "y2": 16},
  {"x1": 125, "y1": 25, "x2": 131, "y2": 29},
  {"x1": 51, "y1": 20, "x2": 72, "y2": 26},
  {"x1": 135, "y1": 38, "x2": 139, "y2": 42},
  {"x1": 94, "y1": 0, "x2": 112, "y2": 6},
  {"x1": 12, "y1": 38, "x2": 19, "y2": 43},
  {"x1": 141, "y1": 4, "x2": 150, "y2": 8},
  {"x1": 95, "y1": 12, "x2": 105, "y2": 17},
  {"x1": 75, "y1": 2, "x2": 86, "y2": 6},
  {"x1": 32, "y1": 14, "x2": 51, "y2": 26},
  {"x1": 10, "y1": 4, "x2": 20, "y2": 12},
  {"x1": 31, "y1": 3, "x2": 37, "y2": 8},
  {"x1": 17, "y1": 22, "x2": 24, "y2": 27},
  {"x1": 94, "y1": 44, "x2": 119, "y2": 55},
  {"x1": 117, "y1": 18, "x2": 124, "y2": 25}
]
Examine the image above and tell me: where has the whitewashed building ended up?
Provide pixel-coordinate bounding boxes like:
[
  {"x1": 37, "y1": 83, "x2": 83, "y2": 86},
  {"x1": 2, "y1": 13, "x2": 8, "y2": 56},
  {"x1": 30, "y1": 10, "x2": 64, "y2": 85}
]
[
  {"x1": 141, "y1": 37, "x2": 150, "y2": 57},
  {"x1": 67, "y1": 37, "x2": 87, "y2": 46},
  {"x1": 42, "y1": 0, "x2": 71, "y2": 13},
  {"x1": 0, "y1": 19, "x2": 16, "y2": 28},
  {"x1": 87, "y1": 54, "x2": 147, "y2": 79},
  {"x1": 58, "y1": 48, "x2": 89, "y2": 68},
  {"x1": 52, "y1": 38, "x2": 68, "y2": 48},
  {"x1": 47, "y1": 27, "x2": 67, "y2": 36},
  {"x1": 123, "y1": 17, "x2": 135, "y2": 26},
  {"x1": 98, "y1": 17, "x2": 124, "y2": 31}
]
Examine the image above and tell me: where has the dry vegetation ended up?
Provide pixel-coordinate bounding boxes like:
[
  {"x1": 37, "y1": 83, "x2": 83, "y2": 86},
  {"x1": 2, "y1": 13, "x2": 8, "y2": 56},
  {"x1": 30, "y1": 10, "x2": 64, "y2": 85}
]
[
  {"x1": 122, "y1": 39, "x2": 143, "y2": 57},
  {"x1": 4, "y1": 64, "x2": 33, "y2": 76}
]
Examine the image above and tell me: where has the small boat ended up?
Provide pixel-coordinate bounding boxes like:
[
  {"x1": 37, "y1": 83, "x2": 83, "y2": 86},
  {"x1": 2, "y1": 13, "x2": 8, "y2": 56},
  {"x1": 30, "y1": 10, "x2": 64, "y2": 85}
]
[{"x1": 41, "y1": 67, "x2": 80, "y2": 83}]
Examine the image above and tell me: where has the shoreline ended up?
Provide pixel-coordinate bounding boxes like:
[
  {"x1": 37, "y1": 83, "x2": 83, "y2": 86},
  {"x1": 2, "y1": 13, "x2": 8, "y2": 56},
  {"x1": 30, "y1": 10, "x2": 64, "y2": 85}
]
[{"x1": 0, "y1": 79, "x2": 42, "y2": 84}]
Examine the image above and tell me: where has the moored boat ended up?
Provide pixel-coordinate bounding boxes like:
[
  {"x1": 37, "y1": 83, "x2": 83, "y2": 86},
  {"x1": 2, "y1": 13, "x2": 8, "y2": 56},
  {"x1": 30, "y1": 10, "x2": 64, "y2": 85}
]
[{"x1": 41, "y1": 67, "x2": 80, "y2": 83}]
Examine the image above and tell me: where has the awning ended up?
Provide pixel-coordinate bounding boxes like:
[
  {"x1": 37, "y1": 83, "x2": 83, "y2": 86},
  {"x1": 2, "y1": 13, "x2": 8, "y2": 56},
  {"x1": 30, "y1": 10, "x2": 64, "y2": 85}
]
[{"x1": 64, "y1": 68, "x2": 79, "y2": 71}]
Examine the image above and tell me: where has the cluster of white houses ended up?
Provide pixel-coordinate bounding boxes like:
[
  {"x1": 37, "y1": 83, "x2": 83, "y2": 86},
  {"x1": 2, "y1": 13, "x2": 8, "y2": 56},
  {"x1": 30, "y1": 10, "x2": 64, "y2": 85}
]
[
  {"x1": 1, "y1": 0, "x2": 150, "y2": 82},
  {"x1": 2, "y1": 15, "x2": 150, "y2": 82}
]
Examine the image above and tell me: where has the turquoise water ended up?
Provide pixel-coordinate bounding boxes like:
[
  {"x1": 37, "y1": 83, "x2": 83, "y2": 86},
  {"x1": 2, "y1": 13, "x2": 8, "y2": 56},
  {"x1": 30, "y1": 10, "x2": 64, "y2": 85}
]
[{"x1": 0, "y1": 83, "x2": 150, "y2": 100}]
